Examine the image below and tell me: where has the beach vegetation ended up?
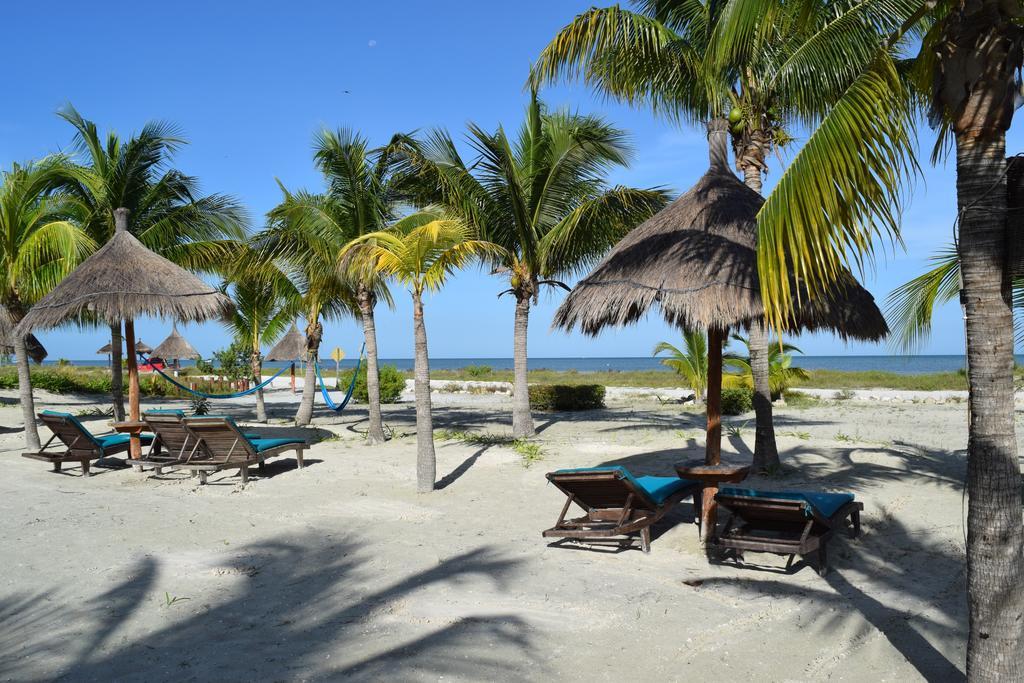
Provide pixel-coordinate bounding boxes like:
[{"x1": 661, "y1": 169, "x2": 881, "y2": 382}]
[
  {"x1": 338, "y1": 363, "x2": 405, "y2": 404},
  {"x1": 653, "y1": 331, "x2": 709, "y2": 404},
  {"x1": 527, "y1": 384, "x2": 606, "y2": 411},
  {"x1": 720, "y1": 387, "x2": 753, "y2": 416},
  {"x1": 724, "y1": 335, "x2": 809, "y2": 399}
]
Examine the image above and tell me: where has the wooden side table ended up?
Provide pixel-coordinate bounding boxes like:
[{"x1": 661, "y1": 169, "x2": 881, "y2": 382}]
[
  {"x1": 674, "y1": 460, "x2": 751, "y2": 545},
  {"x1": 110, "y1": 420, "x2": 153, "y2": 461}
]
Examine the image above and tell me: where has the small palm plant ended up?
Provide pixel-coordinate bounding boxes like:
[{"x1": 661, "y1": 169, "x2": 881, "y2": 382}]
[
  {"x1": 724, "y1": 335, "x2": 809, "y2": 399},
  {"x1": 340, "y1": 210, "x2": 503, "y2": 492},
  {"x1": 653, "y1": 331, "x2": 708, "y2": 405}
]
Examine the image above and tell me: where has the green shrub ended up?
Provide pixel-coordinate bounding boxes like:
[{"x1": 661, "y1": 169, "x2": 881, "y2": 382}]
[
  {"x1": 463, "y1": 364, "x2": 492, "y2": 378},
  {"x1": 337, "y1": 363, "x2": 405, "y2": 404},
  {"x1": 528, "y1": 384, "x2": 605, "y2": 411},
  {"x1": 720, "y1": 387, "x2": 753, "y2": 415}
]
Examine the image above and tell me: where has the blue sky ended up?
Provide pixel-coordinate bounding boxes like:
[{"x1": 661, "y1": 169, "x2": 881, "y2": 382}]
[{"x1": 3, "y1": 1, "x2": 1021, "y2": 360}]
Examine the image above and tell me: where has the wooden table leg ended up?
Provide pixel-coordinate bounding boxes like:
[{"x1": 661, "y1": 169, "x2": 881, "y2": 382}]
[{"x1": 700, "y1": 484, "x2": 719, "y2": 545}]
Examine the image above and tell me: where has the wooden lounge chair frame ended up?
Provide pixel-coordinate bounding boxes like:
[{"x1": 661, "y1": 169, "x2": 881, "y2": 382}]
[
  {"x1": 135, "y1": 412, "x2": 193, "y2": 474},
  {"x1": 542, "y1": 470, "x2": 700, "y2": 552},
  {"x1": 22, "y1": 412, "x2": 131, "y2": 477},
  {"x1": 714, "y1": 492, "x2": 863, "y2": 575},
  {"x1": 177, "y1": 416, "x2": 306, "y2": 484}
]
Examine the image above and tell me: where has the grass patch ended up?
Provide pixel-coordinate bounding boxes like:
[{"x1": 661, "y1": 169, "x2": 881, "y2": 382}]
[
  {"x1": 793, "y1": 369, "x2": 968, "y2": 391},
  {"x1": 782, "y1": 390, "x2": 820, "y2": 408},
  {"x1": 435, "y1": 429, "x2": 544, "y2": 467}
]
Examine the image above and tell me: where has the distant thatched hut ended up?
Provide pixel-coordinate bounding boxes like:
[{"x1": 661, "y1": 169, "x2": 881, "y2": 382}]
[
  {"x1": 152, "y1": 325, "x2": 201, "y2": 370},
  {"x1": 266, "y1": 324, "x2": 306, "y2": 393}
]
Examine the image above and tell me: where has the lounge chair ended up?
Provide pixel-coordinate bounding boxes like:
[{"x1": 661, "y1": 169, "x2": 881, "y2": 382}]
[
  {"x1": 22, "y1": 410, "x2": 154, "y2": 477},
  {"x1": 714, "y1": 487, "x2": 863, "y2": 575},
  {"x1": 177, "y1": 416, "x2": 306, "y2": 484},
  {"x1": 542, "y1": 466, "x2": 700, "y2": 552},
  {"x1": 138, "y1": 411, "x2": 260, "y2": 474}
]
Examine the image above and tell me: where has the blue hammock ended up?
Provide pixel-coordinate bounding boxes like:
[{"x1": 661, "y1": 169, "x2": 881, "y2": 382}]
[
  {"x1": 314, "y1": 345, "x2": 364, "y2": 412},
  {"x1": 141, "y1": 354, "x2": 295, "y2": 399}
]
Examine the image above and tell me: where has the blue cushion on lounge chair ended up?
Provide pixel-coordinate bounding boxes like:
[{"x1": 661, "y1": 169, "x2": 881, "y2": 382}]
[
  {"x1": 553, "y1": 466, "x2": 696, "y2": 506},
  {"x1": 144, "y1": 409, "x2": 185, "y2": 416},
  {"x1": 247, "y1": 437, "x2": 304, "y2": 453},
  {"x1": 41, "y1": 410, "x2": 101, "y2": 447},
  {"x1": 719, "y1": 487, "x2": 855, "y2": 518},
  {"x1": 96, "y1": 433, "x2": 155, "y2": 448}
]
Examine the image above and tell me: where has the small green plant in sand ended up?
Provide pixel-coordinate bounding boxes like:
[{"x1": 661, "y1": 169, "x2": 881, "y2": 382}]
[
  {"x1": 190, "y1": 396, "x2": 210, "y2": 416},
  {"x1": 834, "y1": 432, "x2": 855, "y2": 443},
  {"x1": 726, "y1": 422, "x2": 748, "y2": 439},
  {"x1": 833, "y1": 389, "x2": 856, "y2": 401},
  {"x1": 164, "y1": 592, "x2": 190, "y2": 607},
  {"x1": 75, "y1": 406, "x2": 112, "y2": 417},
  {"x1": 435, "y1": 430, "x2": 544, "y2": 466},
  {"x1": 781, "y1": 390, "x2": 819, "y2": 408},
  {"x1": 779, "y1": 429, "x2": 811, "y2": 440}
]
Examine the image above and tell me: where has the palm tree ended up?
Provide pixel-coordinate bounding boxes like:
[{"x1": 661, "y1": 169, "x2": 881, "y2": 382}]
[
  {"x1": 416, "y1": 89, "x2": 667, "y2": 438},
  {"x1": 652, "y1": 331, "x2": 708, "y2": 404},
  {"x1": 55, "y1": 105, "x2": 246, "y2": 420},
  {"x1": 271, "y1": 129, "x2": 414, "y2": 442},
  {"x1": 340, "y1": 210, "x2": 502, "y2": 492},
  {"x1": 724, "y1": 334, "x2": 809, "y2": 400},
  {"x1": 533, "y1": 0, "x2": 917, "y2": 470},
  {"x1": 0, "y1": 158, "x2": 94, "y2": 447},
  {"x1": 262, "y1": 187, "x2": 356, "y2": 426},
  {"x1": 222, "y1": 257, "x2": 301, "y2": 423},
  {"x1": 634, "y1": 0, "x2": 1021, "y2": 675}
]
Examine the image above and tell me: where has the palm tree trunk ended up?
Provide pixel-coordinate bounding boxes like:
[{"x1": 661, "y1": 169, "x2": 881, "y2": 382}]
[
  {"x1": 358, "y1": 288, "x2": 386, "y2": 444},
  {"x1": 512, "y1": 292, "x2": 534, "y2": 438},
  {"x1": 13, "y1": 333, "x2": 39, "y2": 449},
  {"x1": 748, "y1": 321, "x2": 778, "y2": 471},
  {"x1": 412, "y1": 291, "x2": 436, "y2": 492},
  {"x1": 295, "y1": 353, "x2": 318, "y2": 425},
  {"x1": 295, "y1": 319, "x2": 322, "y2": 426},
  {"x1": 252, "y1": 351, "x2": 266, "y2": 423},
  {"x1": 739, "y1": 156, "x2": 780, "y2": 471},
  {"x1": 956, "y1": 130, "x2": 1024, "y2": 682},
  {"x1": 109, "y1": 321, "x2": 125, "y2": 421}
]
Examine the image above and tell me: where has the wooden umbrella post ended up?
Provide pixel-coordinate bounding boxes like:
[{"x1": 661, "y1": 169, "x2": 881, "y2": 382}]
[
  {"x1": 290, "y1": 361, "x2": 296, "y2": 393},
  {"x1": 124, "y1": 318, "x2": 141, "y2": 459},
  {"x1": 705, "y1": 326, "x2": 723, "y2": 466}
]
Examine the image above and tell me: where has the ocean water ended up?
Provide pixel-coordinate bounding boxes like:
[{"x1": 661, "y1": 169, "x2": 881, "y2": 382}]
[{"x1": 32, "y1": 355, "x2": 1021, "y2": 375}]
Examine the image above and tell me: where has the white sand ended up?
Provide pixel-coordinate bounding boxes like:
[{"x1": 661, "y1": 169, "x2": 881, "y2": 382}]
[{"x1": 0, "y1": 385, "x2": 1001, "y2": 681}]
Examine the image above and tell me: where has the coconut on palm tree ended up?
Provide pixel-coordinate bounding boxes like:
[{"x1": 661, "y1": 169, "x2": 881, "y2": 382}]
[
  {"x1": 415, "y1": 89, "x2": 667, "y2": 438},
  {"x1": 0, "y1": 158, "x2": 94, "y2": 448},
  {"x1": 269, "y1": 129, "x2": 415, "y2": 441},
  {"x1": 340, "y1": 210, "x2": 502, "y2": 492},
  {"x1": 54, "y1": 105, "x2": 246, "y2": 420},
  {"x1": 533, "y1": 0, "x2": 915, "y2": 471}
]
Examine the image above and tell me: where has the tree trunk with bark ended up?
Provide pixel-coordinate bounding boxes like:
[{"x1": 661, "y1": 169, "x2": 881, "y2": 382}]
[
  {"x1": 738, "y1": 153, "x2": 780, "y2": 470},
  {"x1": 512, "y1": 291, "x2": 534, "y2": 438},
  {"x1": 252, "y1": 351, "x2": 267, "y2": 423},
  {"x1": 412, "y1": 291, "x2": 436, "y2": 492},
  {"x1": 295, "y1": 319, "x2": 323, "y2": 426},
  {"x1": 13, "y1": 332, "x2": 39, "y2": 449},
  {"x1": 957, "y1": 131, "x2": 1024, "y2": 682},
  {"x1": 358, "y1": 287, "x2": 386, "y2": 444},
  {"x1": 109, "y1": 321, "x2": 125, "y2": 421},
  {"x1": 748, "y1": 320, "x2": 779, "y2": 471}
]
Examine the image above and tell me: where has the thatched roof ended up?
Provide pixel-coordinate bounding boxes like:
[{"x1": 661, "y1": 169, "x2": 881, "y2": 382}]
[
  {"x1": 16, "y1": 208, "x2": 234, "y2": 334},
  {"x1": 554, "y1": 121, "x2": 887, "y2": 342},
  {"x1": 151, "y1": 325, "x2": 200, "y2": 360},
  {"x1": 97, "y1": 340, "x2": 153, "y2": 354},
  {"x1": 265, "y1": 324, "x2": 305, "y2": 361},
  {"x1": 0, "y1": 305, "x2": 47, "y2": 363}
]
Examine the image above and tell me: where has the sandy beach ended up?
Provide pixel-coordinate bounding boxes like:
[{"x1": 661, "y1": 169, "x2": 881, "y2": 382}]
[{"x1": 0, "y1": 386, "x2": 996, "y2": 682}]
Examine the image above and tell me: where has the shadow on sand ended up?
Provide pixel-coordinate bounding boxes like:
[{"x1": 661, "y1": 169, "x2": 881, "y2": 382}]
[{"x1": 0, "y1": 533, "x2": 539, "y2": 682}]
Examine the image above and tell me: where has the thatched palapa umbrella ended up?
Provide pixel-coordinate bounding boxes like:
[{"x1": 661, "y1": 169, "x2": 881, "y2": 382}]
[
  {"x1": 555, "y1": 119, "x2": 887, "y2": 464},
  {"x1": 16, "y1": 208, "x2": 233, "y2": 458},
  {"x1": 266, "y1": 323, "x2": 306, "y2": 393},
  {"x1": 152, "y1": 324, "x2": 200, "y2": 371},
  {"x1": 97, "y1": 340, "x2": 152, "y2": 354}
]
